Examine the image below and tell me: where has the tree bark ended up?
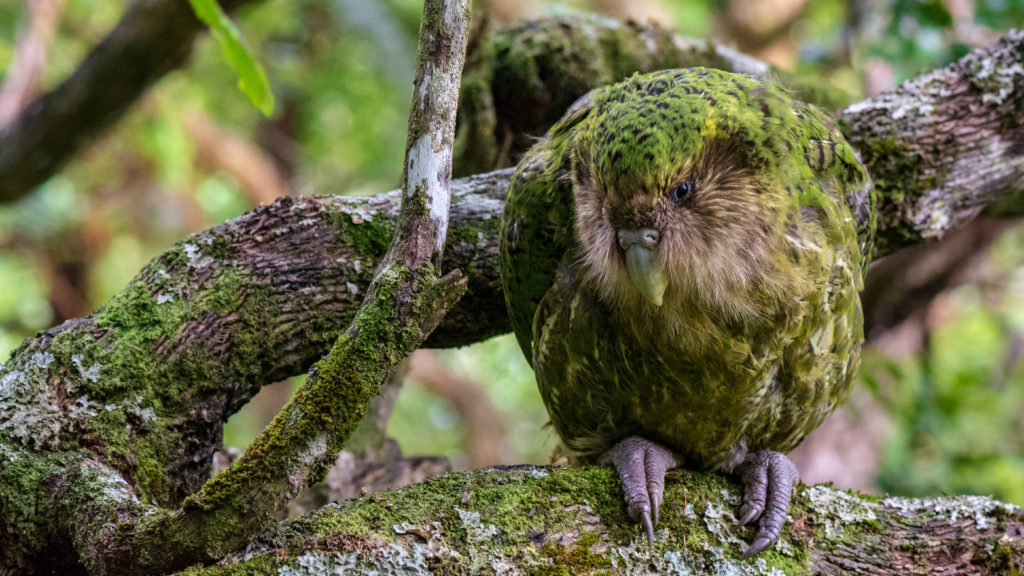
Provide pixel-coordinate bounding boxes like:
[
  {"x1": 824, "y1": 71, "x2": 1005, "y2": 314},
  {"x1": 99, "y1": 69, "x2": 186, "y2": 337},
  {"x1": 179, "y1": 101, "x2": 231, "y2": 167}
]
[
  {"x1": 177, "y1": 466, "x2": 1024, "y2": 575},
  {"x1": 838, "y1": 29, "x2": 1024, "y2": 257}
]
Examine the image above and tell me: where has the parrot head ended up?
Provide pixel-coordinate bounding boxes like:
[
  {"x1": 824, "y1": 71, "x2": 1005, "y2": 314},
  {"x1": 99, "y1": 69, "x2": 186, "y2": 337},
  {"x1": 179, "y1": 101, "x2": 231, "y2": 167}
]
[{"x1": 570, "y1": 71, "x2": 788, "y2": 320}]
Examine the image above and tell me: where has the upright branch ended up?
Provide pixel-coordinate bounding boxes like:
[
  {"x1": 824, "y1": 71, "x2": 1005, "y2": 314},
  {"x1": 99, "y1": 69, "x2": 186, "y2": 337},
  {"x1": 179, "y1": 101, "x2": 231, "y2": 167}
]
[
  {"x1": 1, "y1": 14, "x2": 1024, "y2": 576},
  {"x1": 174, "y1": 0, "x2": 470, "y2": 565}
]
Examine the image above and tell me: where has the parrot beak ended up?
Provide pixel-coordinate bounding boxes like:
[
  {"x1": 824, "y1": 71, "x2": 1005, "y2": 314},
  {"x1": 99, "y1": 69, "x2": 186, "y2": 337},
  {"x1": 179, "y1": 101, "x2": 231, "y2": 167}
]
[{"x1": 618, "y1": 228, "x2": 667, "y2": 306}]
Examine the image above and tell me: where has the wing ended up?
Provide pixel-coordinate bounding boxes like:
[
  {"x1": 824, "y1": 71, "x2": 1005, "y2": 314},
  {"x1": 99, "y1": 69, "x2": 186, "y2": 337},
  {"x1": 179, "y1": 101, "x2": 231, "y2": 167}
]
[
  {"x1": 753, "y1": 96, "x2": 874, "y2": 452},
  {"x1": 499, "y1": 89, "x2": 603, "y2": 360},
  {"x1": 793, "y1": 101, "x2": 876, "y2": 266}
]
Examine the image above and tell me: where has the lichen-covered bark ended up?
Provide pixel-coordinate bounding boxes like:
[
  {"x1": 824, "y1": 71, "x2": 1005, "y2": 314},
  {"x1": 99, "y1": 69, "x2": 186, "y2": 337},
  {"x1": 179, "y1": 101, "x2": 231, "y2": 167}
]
[
  {"x1": 36, "y1": 0, "x2": 469, "y2": 572},
  {"x1": 839, "y1": 29, "x2": 1024, "y2": 258},
  {"x1": 0, "y1": 0, "x2": 263, "y2": 203},
  {"x1": 172, "y1": 466, "x2": 1024, "y2": 576},
  {"x1": 0, "y1": 168, "x2": 500, "y2": 572}
]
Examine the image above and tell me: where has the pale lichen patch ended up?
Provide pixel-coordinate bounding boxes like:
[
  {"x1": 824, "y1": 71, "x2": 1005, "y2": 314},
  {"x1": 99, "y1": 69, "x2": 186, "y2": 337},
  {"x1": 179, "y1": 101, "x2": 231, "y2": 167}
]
[
  {"x1": 803, "y1": 484, "x2": 877, "y2": 539},
  {"x1": 882, "y1": 494, "x2": 1019, "y2": 530}
]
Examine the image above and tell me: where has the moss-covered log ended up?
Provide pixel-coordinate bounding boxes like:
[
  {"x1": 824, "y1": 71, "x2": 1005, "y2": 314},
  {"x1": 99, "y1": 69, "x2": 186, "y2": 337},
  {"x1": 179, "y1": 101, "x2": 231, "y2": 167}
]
[{"x1": 177, "y1": 466, "x2": 1023, "y2": 575}]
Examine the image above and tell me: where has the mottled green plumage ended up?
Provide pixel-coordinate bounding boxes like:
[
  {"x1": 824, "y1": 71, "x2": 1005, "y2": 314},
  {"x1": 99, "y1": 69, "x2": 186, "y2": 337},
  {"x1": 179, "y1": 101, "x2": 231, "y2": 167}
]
[{"x1": 500, "y1": 68, "x2": 874, "y2": 473}]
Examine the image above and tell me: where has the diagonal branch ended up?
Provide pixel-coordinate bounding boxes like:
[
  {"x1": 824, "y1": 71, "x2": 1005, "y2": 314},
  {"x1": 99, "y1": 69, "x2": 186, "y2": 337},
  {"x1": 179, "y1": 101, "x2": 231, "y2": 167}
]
[
  {"x1": 0, "y1": 0, "x2": 264, "y2": 204},
  {"x1": 34, "y1": 0, "x2": 472, "y2": 573},
  {"x1": 2, "y1": 17, "x2": 1024, "y2": 576}
]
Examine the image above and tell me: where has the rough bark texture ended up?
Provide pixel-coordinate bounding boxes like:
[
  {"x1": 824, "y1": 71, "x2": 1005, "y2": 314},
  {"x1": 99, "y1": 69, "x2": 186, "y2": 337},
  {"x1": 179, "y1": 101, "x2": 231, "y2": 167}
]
[
  {"x1": 179, "y1": 466, "x2": 1024, "y2": 575},
  {"x1": 0, "y1": 1, "x2": 471, "y2": 572},
  {"x1": 0, "y1": 0, "x2": 261, "y2": 203},
  {"x1": 839, "y1": 29, "x2": 1024, "y2": 257}
]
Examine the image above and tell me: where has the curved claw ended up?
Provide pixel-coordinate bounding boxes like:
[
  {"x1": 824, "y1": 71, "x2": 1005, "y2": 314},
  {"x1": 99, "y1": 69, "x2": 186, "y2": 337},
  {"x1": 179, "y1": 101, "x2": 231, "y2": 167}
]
[
  {"x1": 738, "y1": 502, "x2": 761, "y2": 526},
  {"x1": 640, "y1": 509, "x2": 655, "y2": 546},
  {"x1": 602, "y1": 436, "x2": 677, "y2": 544},
  {"x1": 742, "y1": 536, "x2": 774, "y2": 559},
  {"x1": 737, "y1": 450, "x2": 799, "y2": 559}
]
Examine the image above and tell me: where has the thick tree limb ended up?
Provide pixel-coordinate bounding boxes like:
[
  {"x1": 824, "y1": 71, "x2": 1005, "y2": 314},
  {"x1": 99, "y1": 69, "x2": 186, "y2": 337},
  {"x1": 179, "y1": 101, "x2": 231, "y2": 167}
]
[
  {"x1": 183, "y1": 466, "x2": 1024, "y2": 575},
  {"x1": 839, "y1": 29, "x2": 1024, "y2": 257},
  {"x1": 1, "y1": 0, "x2": 470, "y2": 572},
  {"x1": 0, "y1": 0, "x2": 263, "y2": 203}
]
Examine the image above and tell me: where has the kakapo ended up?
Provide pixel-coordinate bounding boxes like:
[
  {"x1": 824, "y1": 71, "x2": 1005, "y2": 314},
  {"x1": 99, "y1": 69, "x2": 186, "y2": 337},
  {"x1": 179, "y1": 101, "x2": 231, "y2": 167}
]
[{"x1": 499, "y1": 68, "x2": 875, "y2": 557}]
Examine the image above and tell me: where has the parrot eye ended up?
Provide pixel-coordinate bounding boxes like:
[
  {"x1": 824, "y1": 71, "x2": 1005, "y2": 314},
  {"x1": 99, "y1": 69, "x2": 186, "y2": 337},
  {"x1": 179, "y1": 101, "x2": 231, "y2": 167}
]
[{"x1": 670, "y1": 180, "x2": 694, "y2": 205}]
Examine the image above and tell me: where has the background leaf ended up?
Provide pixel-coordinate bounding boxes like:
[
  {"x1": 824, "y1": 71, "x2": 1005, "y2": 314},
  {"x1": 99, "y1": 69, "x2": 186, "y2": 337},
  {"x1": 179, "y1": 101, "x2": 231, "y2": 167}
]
[{"x1": 187, "y1": 0, "x2": 274, "y2": 116}]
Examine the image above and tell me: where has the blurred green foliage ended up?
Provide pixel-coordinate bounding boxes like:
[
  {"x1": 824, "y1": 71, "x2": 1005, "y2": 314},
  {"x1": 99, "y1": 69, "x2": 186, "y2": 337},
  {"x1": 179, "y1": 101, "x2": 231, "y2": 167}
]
[
  {"x1": 188, "y1": 0, "x2": 276, "y2": 115},
  {"x1": 2, "y1": 0, "x2": 1024, "y2": 508}
]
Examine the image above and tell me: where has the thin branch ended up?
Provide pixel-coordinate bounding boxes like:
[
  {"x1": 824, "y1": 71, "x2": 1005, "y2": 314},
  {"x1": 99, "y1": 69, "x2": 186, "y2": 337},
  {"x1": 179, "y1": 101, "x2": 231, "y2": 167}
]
[
  {"x1": 173, "y1": 0, "x2": 470, "y2": 570},
  {"x1": 3, "y1": 18, "x2": 1024, "y2": 575}
]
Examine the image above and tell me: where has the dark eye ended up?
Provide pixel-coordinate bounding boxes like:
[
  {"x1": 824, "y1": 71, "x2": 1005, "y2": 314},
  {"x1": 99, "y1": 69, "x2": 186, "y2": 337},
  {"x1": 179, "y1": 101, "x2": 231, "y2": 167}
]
[{"x1": 670, "y1": 180, "x2": 694, "y2": 205}]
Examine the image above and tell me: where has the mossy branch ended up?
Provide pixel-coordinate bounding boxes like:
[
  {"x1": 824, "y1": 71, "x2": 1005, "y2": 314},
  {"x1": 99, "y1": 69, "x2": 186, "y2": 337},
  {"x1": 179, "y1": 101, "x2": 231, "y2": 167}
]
[
  {"x1": 1, "y1": 0, "x2": 469, "y2": 573},
  {"x1": 838, "y1": 29, "x2": 1024, "y2": 257},
  {"x1": 171, "y1": 0, "x2": 470, "y2": 570},
  {"x1": 180, "y1": 466, "x2": 1024, "y2": 575}
]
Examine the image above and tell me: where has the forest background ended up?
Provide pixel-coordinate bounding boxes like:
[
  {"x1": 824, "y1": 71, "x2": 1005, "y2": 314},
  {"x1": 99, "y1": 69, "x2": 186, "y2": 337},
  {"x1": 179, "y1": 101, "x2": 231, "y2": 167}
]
[{"x1": 2, "y1": 0, "x2": 1024, "y2": 510}]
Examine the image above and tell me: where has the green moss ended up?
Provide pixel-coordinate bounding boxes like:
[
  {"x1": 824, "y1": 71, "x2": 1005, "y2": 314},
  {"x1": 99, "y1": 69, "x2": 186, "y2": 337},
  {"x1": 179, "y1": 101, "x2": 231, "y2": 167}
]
[
  {"x1": 0, "y1": 438, "x2": 67, "y2": 559},
  {"x1": 175, "y1": 555, "x2": 283, "y2": 576},
  {"x1": 205, "y1": 466, "x2": 830, "y2": 574},
  {"x1": 533, "y1": 527, "x2": 613, "y2": 575},
  {"x1": 330, "y1": 211, "x2": 396, "y2": 258}
]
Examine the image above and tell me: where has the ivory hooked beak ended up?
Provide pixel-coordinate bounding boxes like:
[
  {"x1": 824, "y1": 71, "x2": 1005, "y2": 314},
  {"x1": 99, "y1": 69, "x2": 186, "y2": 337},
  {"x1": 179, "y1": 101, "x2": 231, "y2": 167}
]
[{"x1": 618, "y1": 228, "x2": 667, "y2": 306}]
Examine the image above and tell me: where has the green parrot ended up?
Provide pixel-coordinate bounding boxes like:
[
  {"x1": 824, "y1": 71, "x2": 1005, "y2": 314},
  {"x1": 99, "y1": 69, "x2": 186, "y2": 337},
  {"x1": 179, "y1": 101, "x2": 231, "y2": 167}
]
[{"x1": 499, "y1": 68, "x2": 875, "y2": 558}]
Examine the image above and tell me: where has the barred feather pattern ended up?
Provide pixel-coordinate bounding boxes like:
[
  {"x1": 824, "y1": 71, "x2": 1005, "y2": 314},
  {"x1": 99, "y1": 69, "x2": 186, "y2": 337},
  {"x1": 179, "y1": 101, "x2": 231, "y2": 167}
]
[{"x1": 499, "y1": 69, "x2": 875, "y2": 471}]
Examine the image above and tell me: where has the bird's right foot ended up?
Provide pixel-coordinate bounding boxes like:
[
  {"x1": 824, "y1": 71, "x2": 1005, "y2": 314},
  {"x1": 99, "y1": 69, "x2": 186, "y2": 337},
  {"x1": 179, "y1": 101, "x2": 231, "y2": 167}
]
[{"x1": 601, "y1": 436, "x2": 677, "y2": 544}]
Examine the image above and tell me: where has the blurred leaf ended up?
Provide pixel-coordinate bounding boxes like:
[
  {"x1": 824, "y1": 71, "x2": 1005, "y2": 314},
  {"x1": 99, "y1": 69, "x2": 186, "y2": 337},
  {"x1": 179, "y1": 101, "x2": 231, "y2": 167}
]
[{"x1": 187, "y1": 0, "x2": 275, "y2": 116}]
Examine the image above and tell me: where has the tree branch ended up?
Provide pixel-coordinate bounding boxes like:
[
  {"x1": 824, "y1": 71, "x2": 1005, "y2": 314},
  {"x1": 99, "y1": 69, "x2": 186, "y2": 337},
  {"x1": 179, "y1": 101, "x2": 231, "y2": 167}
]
[
  {"x1": 839, "y1": 29, "x2": 1024, "y2": 257},
  {"x1": 2, "y1": 16, "x2": 1024, "y2": 576},
  {"x1": 0, "y1": 0, "x2": 263, "y2": 203},
  {"x1": 0, "y1": 1, "x2": 471, "y2": 572},
  {"x1": 177, "y1": 466, "x2": 1024, "y2": 575}
]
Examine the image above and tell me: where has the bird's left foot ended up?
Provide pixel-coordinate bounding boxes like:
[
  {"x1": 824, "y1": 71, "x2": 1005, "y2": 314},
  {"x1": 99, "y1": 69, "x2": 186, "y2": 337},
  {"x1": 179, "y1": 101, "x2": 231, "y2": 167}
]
[
  {"x1": 602, "y1": 436, "x2": 677, "y2": 544},
  {"x1": 737, "y1": 450, "x2": 799, "y2": 559}
]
